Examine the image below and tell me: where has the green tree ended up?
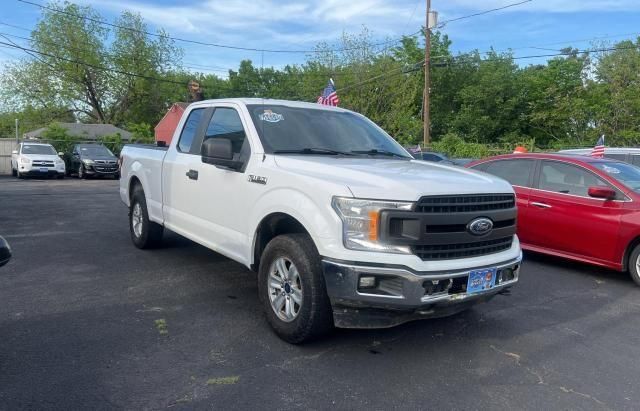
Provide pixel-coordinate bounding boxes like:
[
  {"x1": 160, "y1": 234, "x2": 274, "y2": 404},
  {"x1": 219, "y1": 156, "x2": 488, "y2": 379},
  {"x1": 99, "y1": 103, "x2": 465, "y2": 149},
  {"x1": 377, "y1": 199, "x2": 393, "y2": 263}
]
[{"x1": 1, "y1": 1, "x2": 182, "y2": 126}]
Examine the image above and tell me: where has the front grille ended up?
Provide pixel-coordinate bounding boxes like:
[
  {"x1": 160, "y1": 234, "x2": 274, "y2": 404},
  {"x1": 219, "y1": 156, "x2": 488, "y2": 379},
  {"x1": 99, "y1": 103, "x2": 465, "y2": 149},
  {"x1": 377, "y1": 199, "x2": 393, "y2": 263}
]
[
  {"x1": 32, "y1": 160, "x2": 54, "y2": 167},
  {"x1": 416, "y1": 194, "x2": 515, "y2": 213},
  {"x1": 412, "y1": 237, "x2": 513, "y2": 260},
  {"x1": 95, "y1": 160, "x2": 117, "y2": 165}
]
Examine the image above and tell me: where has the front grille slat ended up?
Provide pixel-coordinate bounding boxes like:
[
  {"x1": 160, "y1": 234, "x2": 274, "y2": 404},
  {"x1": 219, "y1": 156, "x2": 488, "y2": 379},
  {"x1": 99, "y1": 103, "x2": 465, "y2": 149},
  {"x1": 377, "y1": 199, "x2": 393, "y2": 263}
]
[
  {"x1": 416, "y1": 194, "x2": 515, "y2": 214},
  {"x1": 413, "y1": 237, "x2": 513, "y2": 260}
]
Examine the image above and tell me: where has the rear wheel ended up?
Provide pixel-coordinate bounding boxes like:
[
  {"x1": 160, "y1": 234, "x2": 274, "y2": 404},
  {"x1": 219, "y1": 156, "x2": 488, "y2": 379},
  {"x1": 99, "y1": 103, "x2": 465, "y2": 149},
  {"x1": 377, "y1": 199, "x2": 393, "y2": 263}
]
[
  {"x1": 628, "y1": 244, "x2": 640, "y2": 286},
  {"x1": 129, "y1": 185, "x2": 163, "y2": 249},
  {"x1": 258, "y1": 233, "x2": 333, "y2": 343}
]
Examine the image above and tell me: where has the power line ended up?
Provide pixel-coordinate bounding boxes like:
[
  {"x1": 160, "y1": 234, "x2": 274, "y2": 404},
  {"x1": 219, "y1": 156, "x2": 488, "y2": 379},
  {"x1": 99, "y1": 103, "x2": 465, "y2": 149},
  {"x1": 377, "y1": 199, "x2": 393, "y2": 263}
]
[
  {"x1": 0, "y1": 23, "x2": 238, "y2": 74},
  {"x1": 0, "y1": 40, "x2": 187, "y2": 85},
  {"x1": 436, "y1": 0, "x2": 533, "y2": 27}
]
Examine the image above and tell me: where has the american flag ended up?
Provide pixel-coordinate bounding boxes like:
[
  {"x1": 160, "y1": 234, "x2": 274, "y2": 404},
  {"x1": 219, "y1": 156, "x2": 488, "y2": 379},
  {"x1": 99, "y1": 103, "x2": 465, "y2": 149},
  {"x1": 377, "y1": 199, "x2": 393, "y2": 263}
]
[
  {"x1": 590, "y1": 135, "x2": 605, "y2": 158},
  {"x1": 317, "y1": 79, "x2": 340, "y2": 106}
]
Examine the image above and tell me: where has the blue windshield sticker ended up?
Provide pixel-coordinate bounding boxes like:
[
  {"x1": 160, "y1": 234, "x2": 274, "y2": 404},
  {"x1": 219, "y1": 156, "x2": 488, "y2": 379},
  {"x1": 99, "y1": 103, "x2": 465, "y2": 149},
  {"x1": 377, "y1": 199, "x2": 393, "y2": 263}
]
[
  {"x1": 259, "y1": 110, "x2": 284, "y2": 123},
  {"x1": 602, "y1": 165, "x2": 621, "y2": 174}
]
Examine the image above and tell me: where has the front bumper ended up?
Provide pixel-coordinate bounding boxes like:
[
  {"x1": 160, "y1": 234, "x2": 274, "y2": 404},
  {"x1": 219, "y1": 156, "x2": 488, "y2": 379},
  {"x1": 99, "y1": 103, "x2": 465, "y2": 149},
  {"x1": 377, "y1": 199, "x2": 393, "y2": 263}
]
[
  {"x1": 322, "y1": 255, "x2": 521, "y2": 328},
  {"x1": 19, "y1": 166, "x2": 65, "y2": 177},
  {"x1": 85, "y1": 164, "x2": 120, "y2": 175}
]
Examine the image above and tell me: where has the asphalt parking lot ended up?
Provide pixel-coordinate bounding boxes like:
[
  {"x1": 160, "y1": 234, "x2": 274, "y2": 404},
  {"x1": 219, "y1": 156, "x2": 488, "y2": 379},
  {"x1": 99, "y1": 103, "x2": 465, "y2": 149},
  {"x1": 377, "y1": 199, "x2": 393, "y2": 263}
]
[{"x1": 1, "y1": 176, "x2": 639, "y2": 410}]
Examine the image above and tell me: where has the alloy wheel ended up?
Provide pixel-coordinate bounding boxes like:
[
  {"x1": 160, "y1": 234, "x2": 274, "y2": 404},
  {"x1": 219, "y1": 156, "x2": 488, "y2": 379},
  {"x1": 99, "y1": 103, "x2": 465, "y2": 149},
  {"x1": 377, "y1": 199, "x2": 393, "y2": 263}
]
[{"x1": 268, "y1": 257, "x2": 303, "y2": 322}]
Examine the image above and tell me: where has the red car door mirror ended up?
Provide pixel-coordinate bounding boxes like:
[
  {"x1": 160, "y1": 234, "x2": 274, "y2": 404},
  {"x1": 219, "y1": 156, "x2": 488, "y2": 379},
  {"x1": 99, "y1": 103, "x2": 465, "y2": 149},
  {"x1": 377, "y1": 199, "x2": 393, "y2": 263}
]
[{"x1": 588, "y1": 186, "x2": 616, "y2": 200}]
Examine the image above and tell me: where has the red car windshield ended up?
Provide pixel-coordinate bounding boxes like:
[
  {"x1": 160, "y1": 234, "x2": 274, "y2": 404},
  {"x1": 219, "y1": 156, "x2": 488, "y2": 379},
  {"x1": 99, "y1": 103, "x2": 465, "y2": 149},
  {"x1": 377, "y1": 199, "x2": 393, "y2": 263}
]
[{"x1": 593, "y1": 162, "x2": 640, "y2": 193}]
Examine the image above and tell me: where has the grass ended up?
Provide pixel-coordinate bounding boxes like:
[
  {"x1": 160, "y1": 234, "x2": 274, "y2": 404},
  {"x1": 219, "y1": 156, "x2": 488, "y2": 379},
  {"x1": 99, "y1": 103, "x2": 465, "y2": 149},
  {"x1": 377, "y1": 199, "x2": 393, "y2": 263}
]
[
  {"x1": 206, "y1": 376, "x2": 240, "y2": 385},
  {"x1": 154, "y1": 319, "x2": 168, "y2": 335}
]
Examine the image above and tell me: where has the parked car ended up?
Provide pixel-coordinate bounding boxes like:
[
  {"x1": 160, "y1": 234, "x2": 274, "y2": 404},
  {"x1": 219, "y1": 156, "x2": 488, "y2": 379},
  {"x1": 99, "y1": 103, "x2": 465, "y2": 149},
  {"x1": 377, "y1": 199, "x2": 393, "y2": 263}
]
[
  {"x1": 65, "y1": 143, "x2": 119, "y2": 179},
  {"x1": 412, "y1": 151, "x2": 476, "y2": 167},
  {"x1": 413, "y1": 151, "x2": 454, "y2": 164},
  {"x1": 11, "y1": 142, "x2": 65, "y2": 179},
  {"x1": 120, "y1": 98, "x2": 522, "y2": 343},
  {"x1": 0, "y1": 236, "x2": 11, "y2": 267},
  {"x1": 558, "y1": 147, "x2": 640, "y2": 166},
  {"x1": 467, "y1": 153, "x2": 640, "y2": 285}
]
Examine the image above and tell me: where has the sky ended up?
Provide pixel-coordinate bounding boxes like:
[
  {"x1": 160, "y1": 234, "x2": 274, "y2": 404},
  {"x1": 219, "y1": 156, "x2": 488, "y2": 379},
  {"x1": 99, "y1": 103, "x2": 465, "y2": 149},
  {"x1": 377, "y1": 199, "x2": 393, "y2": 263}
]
[{"x1": 1, "y1": 0, "x2": 640, "y2": 77}]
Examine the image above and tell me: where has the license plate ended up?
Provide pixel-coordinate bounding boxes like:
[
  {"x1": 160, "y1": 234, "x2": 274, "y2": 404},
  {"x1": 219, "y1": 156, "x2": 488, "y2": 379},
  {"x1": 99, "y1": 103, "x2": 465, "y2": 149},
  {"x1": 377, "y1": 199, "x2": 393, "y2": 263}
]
[
  {"x1": 467, "y1": 268, "x2": 497, "y2": 294},
  {"x1": 39, "y1": 167, "x2": 48, "y2": 173}
]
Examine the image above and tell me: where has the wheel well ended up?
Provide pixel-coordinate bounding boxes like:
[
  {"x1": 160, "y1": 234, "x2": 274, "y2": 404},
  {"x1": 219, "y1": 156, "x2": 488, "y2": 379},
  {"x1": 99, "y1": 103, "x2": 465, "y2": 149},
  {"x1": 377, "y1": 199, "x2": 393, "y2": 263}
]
[
  {"x1": 252, "y1": 213, "x2": 309, "y2": 272},
  {"x1": 623, "y1": 236, "x2": 640, "y2": 272},
  {"x1": 128, "y1": 176, "x2": 142, "y2": 201}
]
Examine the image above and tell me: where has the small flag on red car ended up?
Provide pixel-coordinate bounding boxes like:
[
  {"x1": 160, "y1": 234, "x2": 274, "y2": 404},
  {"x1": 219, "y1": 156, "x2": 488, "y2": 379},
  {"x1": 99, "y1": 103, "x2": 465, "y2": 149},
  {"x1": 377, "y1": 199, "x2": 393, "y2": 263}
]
[
  {"x1": 591, "y1": 135, "x2": 605, "y2": 158},
  {"x1": 317, "y1": 79, "x2": 340, "y2": 106}
]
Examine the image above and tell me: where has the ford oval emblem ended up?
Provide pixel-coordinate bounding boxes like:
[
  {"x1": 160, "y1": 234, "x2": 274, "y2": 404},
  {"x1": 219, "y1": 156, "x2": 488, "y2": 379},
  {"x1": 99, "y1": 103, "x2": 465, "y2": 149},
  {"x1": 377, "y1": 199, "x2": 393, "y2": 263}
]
[{"x1": 468, "y1": 218, "x2": 493, "y2": 236}]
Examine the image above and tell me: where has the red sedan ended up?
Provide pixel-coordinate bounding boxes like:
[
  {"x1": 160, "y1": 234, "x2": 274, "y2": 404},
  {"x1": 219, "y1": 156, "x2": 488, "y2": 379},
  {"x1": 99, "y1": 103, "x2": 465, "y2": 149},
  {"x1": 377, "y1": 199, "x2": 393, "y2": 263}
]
[{"x1": 467, "y1": 153, "x2": 640, "y2": 285}]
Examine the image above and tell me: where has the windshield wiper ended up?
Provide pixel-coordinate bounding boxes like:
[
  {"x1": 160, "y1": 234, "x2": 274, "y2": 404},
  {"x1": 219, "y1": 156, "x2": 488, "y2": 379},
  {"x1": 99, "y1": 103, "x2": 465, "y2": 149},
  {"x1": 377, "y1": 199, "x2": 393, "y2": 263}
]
[
  {"x1": 351, "y1": 149, "x2": 408, "y2": 158},
  {"x1": 273, "y1": 148, "x2": 355, "y2": 156}
]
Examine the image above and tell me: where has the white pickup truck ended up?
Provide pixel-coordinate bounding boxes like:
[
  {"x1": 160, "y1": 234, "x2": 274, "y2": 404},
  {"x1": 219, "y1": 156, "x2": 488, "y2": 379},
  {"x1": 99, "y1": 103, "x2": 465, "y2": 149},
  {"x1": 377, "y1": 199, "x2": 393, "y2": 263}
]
[{"x1": 120, "y1": 99, "x2": 521, "y2": 343}]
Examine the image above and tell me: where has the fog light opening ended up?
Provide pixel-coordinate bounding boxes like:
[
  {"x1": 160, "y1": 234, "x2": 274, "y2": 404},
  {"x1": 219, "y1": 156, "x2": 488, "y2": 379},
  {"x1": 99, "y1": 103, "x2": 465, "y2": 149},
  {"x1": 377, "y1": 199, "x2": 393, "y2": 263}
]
[
  {"x1": 499, "y1": 268, "x2": 515, "y2": 283},
  {"x1": 358, "y1": 275, "x2": 377, "y2": 289}
]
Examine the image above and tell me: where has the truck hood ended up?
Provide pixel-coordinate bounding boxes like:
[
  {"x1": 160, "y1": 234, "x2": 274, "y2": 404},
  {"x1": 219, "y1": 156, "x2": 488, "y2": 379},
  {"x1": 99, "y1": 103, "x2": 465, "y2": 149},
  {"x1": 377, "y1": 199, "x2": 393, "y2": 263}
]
[{"x1": 273, "y1": 156, "x2": 513, "y2": 201}]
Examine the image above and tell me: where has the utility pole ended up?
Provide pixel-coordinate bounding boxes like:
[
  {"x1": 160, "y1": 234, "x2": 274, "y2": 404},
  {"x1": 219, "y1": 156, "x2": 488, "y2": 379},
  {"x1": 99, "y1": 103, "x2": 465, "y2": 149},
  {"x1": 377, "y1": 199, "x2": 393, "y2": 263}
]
[
  {"x1": 15, "y1": 118, "x2": 19, "y2": 143},
  {"x1": 423, "y1": 0, "x2": 432, "y2": 149}
]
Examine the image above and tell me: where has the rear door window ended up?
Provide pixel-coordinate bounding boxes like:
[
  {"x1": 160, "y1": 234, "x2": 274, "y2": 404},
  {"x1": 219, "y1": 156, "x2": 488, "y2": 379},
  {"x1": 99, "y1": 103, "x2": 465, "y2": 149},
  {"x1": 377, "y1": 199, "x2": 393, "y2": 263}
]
[
  {"x1": 177, "y1": 108, "x2": 205, "y2": 153},
  {"x1": 482, "y1": 159, "x2": 535, "y2": 187}
]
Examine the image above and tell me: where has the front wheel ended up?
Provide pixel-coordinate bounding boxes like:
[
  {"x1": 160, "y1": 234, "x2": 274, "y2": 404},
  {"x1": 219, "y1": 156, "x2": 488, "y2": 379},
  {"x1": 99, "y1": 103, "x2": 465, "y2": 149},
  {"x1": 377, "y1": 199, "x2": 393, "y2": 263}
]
[
  {"x1": 628, "y1": 244, "x2": 640, "y2": 286},
  {"x1": 11, "y1": 168, "x2": 16, "y2": 177},
  {"x1": 78, "y1": 164, "x2": 86, "y2": 179},
  {"x1": 258, "y1": 233, "x2": 333, "y2": 343},
  {"x1": 129, "y1": 185, "x2": 163, "y2": 249}
]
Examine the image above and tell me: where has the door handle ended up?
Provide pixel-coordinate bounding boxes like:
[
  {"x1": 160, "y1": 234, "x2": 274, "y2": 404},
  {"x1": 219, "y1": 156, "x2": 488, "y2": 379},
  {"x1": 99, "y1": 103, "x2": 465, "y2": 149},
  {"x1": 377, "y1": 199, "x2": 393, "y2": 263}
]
[
  {"x1": 531, "y1": 202, "x2": 552, "y2": 209},
  {"x1": 186, "y1": 169, "x2": 199, "y2": 180}
]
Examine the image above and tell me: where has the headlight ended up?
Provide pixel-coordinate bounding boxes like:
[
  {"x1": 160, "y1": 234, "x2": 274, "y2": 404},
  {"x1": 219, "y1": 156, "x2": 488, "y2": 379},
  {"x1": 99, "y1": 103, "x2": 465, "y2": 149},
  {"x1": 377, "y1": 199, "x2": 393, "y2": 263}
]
[
  {"x1": 55, "y1": 158, "x2": 64, "y2": 165},
  {"x1": 332, "y1": 197, "x2": 414, "y2": 253},
  {"x1": 20, "y1": 157, "x2": 31, "y2": 164},
  {"x1": 83, "y1": 159, "x2": 94, "y2": 165}
]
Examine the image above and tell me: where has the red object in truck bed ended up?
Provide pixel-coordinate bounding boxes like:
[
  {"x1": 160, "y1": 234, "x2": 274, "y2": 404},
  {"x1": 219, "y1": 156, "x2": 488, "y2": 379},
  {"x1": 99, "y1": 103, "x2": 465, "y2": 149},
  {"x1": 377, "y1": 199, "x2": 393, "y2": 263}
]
[{"x1": 154, "y1": 102, "x2": 189, "y2": 145}]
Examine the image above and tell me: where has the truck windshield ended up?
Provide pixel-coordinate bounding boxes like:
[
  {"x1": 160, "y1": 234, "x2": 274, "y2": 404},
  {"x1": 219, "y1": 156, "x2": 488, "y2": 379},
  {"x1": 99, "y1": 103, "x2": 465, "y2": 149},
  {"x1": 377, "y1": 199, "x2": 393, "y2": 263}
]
[
  {"x1": 246, "y1": 104, "x2": 411, "y2": 158},
  {"x1": 21, "y1": 144, "x2": 56, "y2": 155},
  {"x1": 593, "y1": 162, "x2": 640, "y2": 193}
]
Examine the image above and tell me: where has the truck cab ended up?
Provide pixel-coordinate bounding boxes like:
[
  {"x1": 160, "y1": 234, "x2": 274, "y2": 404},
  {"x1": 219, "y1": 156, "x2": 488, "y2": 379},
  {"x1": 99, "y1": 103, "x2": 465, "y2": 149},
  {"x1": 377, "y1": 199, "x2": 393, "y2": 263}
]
[{"x1": 119, "y1": 99, "x2": 522, "y2": 343}]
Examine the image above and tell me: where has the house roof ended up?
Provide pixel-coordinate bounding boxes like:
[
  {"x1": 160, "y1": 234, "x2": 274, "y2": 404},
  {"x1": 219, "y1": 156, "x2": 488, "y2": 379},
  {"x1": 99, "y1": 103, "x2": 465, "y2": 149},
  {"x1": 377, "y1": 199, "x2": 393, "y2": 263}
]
[{"x1": 24, "y1": 123, "x2": 133, "y2": 141}]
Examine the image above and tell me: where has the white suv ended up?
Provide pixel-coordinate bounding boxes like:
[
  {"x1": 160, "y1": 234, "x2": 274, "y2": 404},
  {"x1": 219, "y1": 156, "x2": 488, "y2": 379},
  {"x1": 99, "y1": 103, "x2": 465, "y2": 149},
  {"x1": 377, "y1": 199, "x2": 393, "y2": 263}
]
[{"x1": 11, "y1": 142, "x2": 66, "y2": 179}]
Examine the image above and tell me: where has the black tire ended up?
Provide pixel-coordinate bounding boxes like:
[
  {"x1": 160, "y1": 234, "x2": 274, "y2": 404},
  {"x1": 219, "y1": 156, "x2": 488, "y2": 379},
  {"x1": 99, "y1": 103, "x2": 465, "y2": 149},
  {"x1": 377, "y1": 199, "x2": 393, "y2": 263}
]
[
  {"x1": 17, "y1": 169, "x2": 24, "y2": 179},
  {"x1": 628, "y1": 244, "x2": 640, "y2": 286},
  {"x1": 78, "y1": 164, "x2": 86, "y2": 179},
  {"x1": 11, "y1": 168, "x2": 16, "y2": 177},
  {"x1": 57, "y1": 174, "x2": 65, "y2": 180},
  {"x1": 129, "y1": 184, "x2": 163, "y2": 249},
  {"x1": 258, "y1": 233, "x2": 333, "y2": 343}
]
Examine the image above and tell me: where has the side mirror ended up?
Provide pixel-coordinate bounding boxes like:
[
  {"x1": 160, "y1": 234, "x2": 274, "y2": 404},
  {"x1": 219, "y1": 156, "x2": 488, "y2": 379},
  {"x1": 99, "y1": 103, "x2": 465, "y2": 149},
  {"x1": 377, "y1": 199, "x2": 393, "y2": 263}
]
[
  {"x1": 588, "y1": 186, "x2": 616, "y2": 200},
  {"x1": 0, "y1": 236, "x2": 12, "y2": 268},
  {"x1": 11, "y1": 150, "x2": 18, "y2": 155},
  {"x1": 58, "y1": 152, "x2": 64, "y2": 157},
  {"x1": 201, "y1": 139, "x2": 241, "y2": 170}
]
